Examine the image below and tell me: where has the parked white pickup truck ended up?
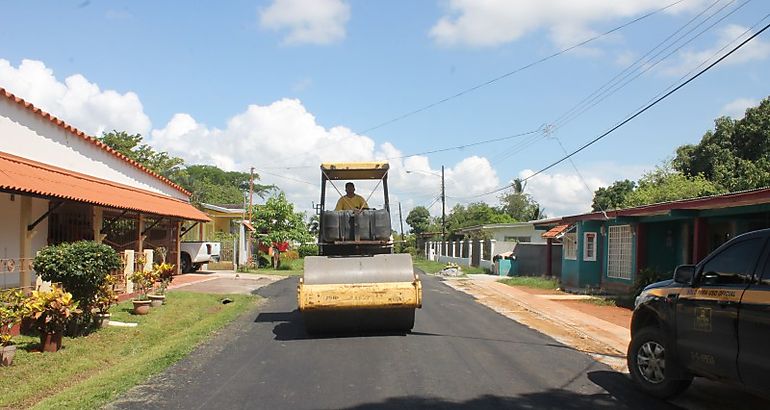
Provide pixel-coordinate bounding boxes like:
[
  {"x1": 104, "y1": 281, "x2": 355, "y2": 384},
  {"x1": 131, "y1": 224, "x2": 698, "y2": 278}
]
[{"x1": 180, "y1": 241, "x2": 221, "y2": 273}]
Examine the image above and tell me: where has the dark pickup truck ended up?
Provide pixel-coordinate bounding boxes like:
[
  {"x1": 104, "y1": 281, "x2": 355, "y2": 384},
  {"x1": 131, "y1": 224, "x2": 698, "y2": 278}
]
[{"x1": 628, "y1": 228, "x2": 770, "y2": 399}]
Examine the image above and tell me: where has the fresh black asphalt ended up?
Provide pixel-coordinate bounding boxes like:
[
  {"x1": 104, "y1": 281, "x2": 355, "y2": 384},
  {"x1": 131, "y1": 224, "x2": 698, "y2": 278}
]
[{"x1": 107, "y1": 273, "x2": 676, "y2": 410}]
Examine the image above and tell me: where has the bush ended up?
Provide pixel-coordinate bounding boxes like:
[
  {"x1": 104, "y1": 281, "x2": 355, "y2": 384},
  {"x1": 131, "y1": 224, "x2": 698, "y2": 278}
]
[
  {"x1": 633, "y1": 268, "x2": 666, "y2": 297},
  {"x1": 297, "y1": 244, "x2": 318, "y2": 258},
  {"x1": 33, "y1": 241, "x2": 121, "y2": 315},
  {"x1": 282, "y1": 250, "x2": 299, "y2": 261}
]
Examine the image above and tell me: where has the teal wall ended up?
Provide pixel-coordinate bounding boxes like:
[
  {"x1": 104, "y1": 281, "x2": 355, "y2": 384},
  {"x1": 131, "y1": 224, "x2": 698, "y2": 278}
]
[
  {"x1": 560, "y1": 221, "x2": 603, "y2": 289},
  {"x1": 644, "y1": 221, "x2": 688, "y2": 276}
]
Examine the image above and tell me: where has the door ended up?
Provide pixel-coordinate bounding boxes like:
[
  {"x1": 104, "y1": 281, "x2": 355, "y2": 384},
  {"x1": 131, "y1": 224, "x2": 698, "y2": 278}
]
[
  {"x1": 675, "y1": 236, "x2": 764, "y2": 380},
  {"x1": 737, "y1": 253, "x2": 770, "y2": 392}
]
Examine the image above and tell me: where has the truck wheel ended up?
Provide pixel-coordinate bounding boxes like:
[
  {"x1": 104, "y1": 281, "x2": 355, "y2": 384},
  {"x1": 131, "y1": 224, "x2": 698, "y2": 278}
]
[
  {"x1": 628, "y1": 327, "x2": 692, "y2": 399},
  {"x1": 181, "y1": 253, "x2": 192, "y2": 273}
]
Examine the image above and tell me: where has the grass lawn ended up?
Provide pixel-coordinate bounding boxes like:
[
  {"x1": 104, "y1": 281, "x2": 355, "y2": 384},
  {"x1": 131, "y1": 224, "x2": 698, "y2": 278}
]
[
  {"x1": 0, "y1": 291, "x2": 259, "y2": 410},
  {"x1": 498, "y1": 276, "x2": 560, "y2": 290},
  {"x1": 238, "y1": 257, "x2": 305, "y2": 276},
  {"x1": 412, "y1": 258, "x2": 488, "y2": 275}
]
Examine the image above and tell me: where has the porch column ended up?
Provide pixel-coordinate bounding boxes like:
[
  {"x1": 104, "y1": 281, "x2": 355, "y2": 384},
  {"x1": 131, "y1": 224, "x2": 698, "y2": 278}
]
[
  {"x1": 693, "y1": 217, "x2": 708, "y2": 263},
  {"x1": 18, "y1": 197, "x2": 32, "y2": 288},
  {"x1": 479, "y1": 241, "x2": 484, "y2": 263},
  {"x1": 92, "y1": 207, "x2": 104, "y2": 243},
  {"x1": 489, "y1": 239, "x2": 496, "y2": 261},
  {"x1": 137, "y1": 213, "x2": 145, "y2": 257},
  {"x1": 176, "y1": 221, "x2": 182, "y2": 275},
  {"x1": 124, "y1": 250, "x2": 135, "y2": 293},
  {"x1": 459, "y1": 241, "x2": 464, "y2": 261},
  {"x1": 467, "y1": 239, "x2": 473, "y2": 265},
  {"x1": 636, "y1": 224, "x2": 647, "y2": 275},
  {"x1": 546, "y1": 238, "x2": 553, "y2": 277}
]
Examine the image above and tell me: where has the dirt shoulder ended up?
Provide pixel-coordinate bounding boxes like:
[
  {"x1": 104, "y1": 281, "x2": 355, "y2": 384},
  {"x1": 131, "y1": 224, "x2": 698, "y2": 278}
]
[{"x1": 443, "y1": 277, "x2": 632, "y2": 372}]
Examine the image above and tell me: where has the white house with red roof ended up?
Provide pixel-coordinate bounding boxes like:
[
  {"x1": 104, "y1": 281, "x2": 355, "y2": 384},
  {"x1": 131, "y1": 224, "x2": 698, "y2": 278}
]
[{"x1": 0, "y1": 87, "x2": 209, "y2": 289}]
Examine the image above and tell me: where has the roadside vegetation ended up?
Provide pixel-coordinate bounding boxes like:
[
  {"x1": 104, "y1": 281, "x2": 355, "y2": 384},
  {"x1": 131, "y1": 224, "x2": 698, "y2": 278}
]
[
  {"x1": 498, "y1": 276, "x2": 559, "y2": 290},
  {"x1": 237, "y1": 257, "x2": 305, "y2": 276},
  {"x1": 0, "y1": 291, "x2": 258, "y2": 410}
]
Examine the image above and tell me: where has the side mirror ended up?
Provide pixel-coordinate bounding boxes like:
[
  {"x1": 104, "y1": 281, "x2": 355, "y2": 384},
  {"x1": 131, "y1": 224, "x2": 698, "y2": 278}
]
[{"x1": 673, "y1": 265, "x2": 695, "y2": 285}]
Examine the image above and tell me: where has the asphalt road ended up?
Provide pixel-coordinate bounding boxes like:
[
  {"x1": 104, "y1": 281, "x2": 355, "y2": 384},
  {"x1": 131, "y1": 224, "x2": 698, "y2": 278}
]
[{"x1": 108, "y1": 273, "x2": 676, "y2": 410}]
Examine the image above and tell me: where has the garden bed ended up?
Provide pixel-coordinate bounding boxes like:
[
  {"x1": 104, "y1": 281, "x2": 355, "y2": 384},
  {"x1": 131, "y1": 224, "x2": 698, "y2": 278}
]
[{"x1": 0, "y1": 291, "x2": 260, "y2": 409}]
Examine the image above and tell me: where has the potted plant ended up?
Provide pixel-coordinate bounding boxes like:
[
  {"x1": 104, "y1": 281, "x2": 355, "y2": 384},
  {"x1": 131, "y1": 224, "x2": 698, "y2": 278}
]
[
  {"x1": 93, "y1": 274, "x2": 119, "y2": 327},
  {"x1": 0, "y1": 289, "x2": 26, "y2": 366},
  {"x1": 148, "y1": 262, "x2": 175, "y2": 307},
  {"x1": 24, "y1": 284, "x2": 80, "y2": 352},
  {"x1": 128, "y1": 269, "x2": 155, "y2": 315},
  {"x1": 33, "y1": 241, "x2": 121, "y2": 333}
]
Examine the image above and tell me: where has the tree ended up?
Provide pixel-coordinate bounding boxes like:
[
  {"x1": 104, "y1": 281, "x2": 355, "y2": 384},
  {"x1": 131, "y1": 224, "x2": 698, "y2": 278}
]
[
  {"x1": 445, "y1": 202, "x2": 513, "y2": 235},
  {"x1": 98, "y1": 131, "x2": 185, "y2": 181},
  {"x1": 178, "y1": 165, "x2": 274, "y2": 205},
  {"x1": 498, "y1": 179, "x2": 543, "y2": 222},
  {"x1": 673, "y1": 97, "x2": 770, "y2": 192},
  {"x1": 251, "y1": 192, "x2": 313, "y2": 245},
  {"x1": 623, "y1": 163, "x2": 721, "y2": 207},
  {"x1": 406, "y1": 206, "x2": 431, "y2": 234},
  {"x1": 592, "y1": 180, "x2": 636, "y2": 211}
]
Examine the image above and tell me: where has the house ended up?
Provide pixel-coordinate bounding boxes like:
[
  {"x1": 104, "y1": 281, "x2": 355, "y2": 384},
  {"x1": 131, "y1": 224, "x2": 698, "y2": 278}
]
[
  {"x1": 0, "y1": 87, "x2": 210, "y2": 290},
  {"x1": 425, "y1": 220, "x2": 561, "y2": 274},
  {"x1": 181, "y1": 203, "x2": 254, "y2": 267},
  {"x1": 539, "y1": 188, "x2": 770, "y2": 293}
]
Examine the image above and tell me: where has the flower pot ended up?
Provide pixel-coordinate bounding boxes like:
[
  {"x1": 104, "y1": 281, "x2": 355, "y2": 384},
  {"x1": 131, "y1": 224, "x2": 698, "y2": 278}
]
[
  {"x1": 1, "y1": 345, "x2": 16, "y2": 366},
  {"x1": 132, "y1": 299, "x2": 151, "y2": 315},
  {"x1": 148, "y1": 294, "x2": 165, "y2": 308},
  {"x1": 40, "y1": 332, "x2": 63, "y2": 353},
  {"x1": 94, "y1": 313, "x2": 111, "y2": 327}
]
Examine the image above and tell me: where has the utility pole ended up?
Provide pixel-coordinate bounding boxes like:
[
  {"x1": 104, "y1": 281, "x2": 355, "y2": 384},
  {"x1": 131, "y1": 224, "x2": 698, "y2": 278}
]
[
  {"x1": 441, "y1": 165, "x2": 446, "y2": 242},
  {"x1": 248, "y1": 167, "x2": 254, "y2": 265},
  {"x1": 398, "y1": 202, "x2": 405, "y2": 253}
]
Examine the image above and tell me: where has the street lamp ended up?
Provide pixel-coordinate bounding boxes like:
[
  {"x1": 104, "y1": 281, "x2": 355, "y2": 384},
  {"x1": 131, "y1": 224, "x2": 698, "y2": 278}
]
[{"x1": 405, "y1": 166, "x2": 445, "y2": 241}]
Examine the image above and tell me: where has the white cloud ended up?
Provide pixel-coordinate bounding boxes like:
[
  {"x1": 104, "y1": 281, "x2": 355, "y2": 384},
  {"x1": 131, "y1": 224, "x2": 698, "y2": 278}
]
[
  {"x1": 429, "y1": 0, "x2": 711, "y2": 49},
  {"x1": 0, "y1": 59, "x2": 150, "y2": 136},
  {"x1": 517, "y1": 161, "x2": 648, "y2": 216},
  {"x1": 663, "y1": 25, "x2": 770, "y2": 76},
  {"x1": 721, "y1": 97, "x2": 758, "y2": 119},
  {"x1": 259, "y1": 0, "x2": 350, "y2": 45}
]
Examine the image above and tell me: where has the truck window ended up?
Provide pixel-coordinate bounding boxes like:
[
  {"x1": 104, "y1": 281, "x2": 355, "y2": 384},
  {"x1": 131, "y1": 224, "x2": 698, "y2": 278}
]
[{"x1": 700, "y1": 238, "x2": 764, "y2": 285}]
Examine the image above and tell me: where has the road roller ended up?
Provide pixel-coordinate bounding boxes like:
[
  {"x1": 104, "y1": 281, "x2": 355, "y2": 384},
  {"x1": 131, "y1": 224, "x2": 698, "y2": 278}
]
[{"x1": 297, "y1": 162, "x2": 422, "y2": 334}]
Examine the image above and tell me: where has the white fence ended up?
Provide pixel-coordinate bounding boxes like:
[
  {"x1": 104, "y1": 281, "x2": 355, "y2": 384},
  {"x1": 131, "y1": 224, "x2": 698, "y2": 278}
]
[{"x1": 424, "y1": 239, "x2": 508, "y2": 271}]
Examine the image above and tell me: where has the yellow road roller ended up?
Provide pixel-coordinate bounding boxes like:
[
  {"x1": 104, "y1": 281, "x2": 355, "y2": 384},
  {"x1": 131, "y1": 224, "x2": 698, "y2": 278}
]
[{"x1": 297, "y1": 162, "x2": 422, "y2": 333}]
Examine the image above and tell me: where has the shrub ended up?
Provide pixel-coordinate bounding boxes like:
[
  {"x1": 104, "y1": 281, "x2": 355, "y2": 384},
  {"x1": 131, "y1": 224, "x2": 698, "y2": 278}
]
[
  {"x1": 282, "y1": 250, "x2": 299, "y2": 261},
  {"x1": 633, "y1": 268, "x2": 666, "y2": 297},
  {"x1": 297, "y1": 244, "x2": 318, "y2": 257},
  {"x1": 24, "y1": 284, "x2": 80, "y2": 334},
  {"x1": 1, "y1": 289, "x2": 26, "y2": 347},
  {"x1": 128, "y1": 269, "x2": 157, "y2": 300},
  {"x1": 33, "y1": 241, "x2": 122, "y2": 316}
]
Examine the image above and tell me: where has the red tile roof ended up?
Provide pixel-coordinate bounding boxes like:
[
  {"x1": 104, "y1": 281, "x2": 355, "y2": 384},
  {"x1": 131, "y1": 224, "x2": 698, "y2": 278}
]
[
  {"x1": 0, "y1": 87, "x2": 191, "y2": 197},
  {"x1": 542, "y1": 224, "x2": 571, "y2": 239},
  {"x1": 0, "y1": 151, "x2": 210, "y2": 222}
]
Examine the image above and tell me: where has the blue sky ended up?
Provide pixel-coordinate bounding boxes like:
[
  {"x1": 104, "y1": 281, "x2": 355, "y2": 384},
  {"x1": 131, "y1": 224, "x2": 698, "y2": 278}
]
[{"x1": 2, "y1": 0, "x2": 769, "y2": 224}]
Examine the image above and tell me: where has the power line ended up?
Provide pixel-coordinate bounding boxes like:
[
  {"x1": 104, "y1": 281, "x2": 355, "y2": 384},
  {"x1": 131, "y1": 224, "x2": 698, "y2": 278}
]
[
  {"x1": 553, "y1": 0, "x2": 751, "y2": 131},
  {"x1": 552, "y1": 0, "x2": 739, "y2": 130},
  {"x1": 358, "y1": 0, "x2": 689, "y2": 135},
  {"x1": 464, "y1": 16, "x2": 770, "y2": 199},
  {"x1": 522, "y1": 18, "x2": 770, "y2": 183}
]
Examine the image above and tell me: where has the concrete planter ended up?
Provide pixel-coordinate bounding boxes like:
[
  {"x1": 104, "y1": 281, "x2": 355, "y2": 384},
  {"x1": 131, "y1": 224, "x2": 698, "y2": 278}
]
[
  {"x1": 0, "y1": 345, "x2": 16, "y2": 366},
  {"x1": 132, "y1": 300, "x2": 151, "y2": 315},
  {"x1": 148, "y1": 294, "x2": 165, "y2": 308}
]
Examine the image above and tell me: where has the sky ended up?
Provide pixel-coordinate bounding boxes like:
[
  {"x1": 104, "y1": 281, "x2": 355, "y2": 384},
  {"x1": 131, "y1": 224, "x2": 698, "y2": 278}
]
[{"x1": 2, "y1": 0, "x2": 770, "y2": 230}]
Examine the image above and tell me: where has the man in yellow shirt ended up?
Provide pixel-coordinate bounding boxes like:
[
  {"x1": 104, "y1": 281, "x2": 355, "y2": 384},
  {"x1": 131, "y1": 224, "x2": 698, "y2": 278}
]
[{"x1": 335, "y1": 182, "x2": 369, "y2": 211}]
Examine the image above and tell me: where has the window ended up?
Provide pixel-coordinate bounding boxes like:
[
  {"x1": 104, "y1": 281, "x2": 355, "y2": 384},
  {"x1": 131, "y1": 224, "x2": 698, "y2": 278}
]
[
  {"x1": 607, "y1": 225, "x2": 633, "y2": 280},
  {"x1": 701, "y1": 238, "x2": 764, "y2": 286},
  {"x1": 583, "y1": 232, "x2": 597, "y2": 262},
  {"x1": 564, "y1": 232, "x2": 577, "y2": 260}
]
